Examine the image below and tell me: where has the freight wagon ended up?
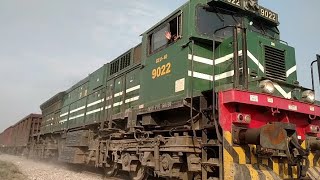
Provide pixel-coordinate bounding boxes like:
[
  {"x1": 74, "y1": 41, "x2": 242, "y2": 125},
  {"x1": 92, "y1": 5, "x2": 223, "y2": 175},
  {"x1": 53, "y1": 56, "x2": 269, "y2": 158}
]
[
  {"x1": 0, "y1": 114, "x2": 42, "y2": 155},
  {"x1": 2, "y1": 0, "x2": 320, "y2": 179},
  {"x1": 0, "y1": 126, "x2": 13, "y2": 152}
]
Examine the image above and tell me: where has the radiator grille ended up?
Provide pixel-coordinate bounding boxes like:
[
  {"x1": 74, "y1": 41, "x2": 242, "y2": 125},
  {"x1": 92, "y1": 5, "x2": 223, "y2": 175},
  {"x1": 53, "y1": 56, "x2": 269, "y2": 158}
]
[
  {"x1": 264, "y1": 46, "x2": 286, "y2": 81},
  {"x1": 110, "y1": 52, "x2": 131, "y2": 75},
  {"x1": 120, "y1": 52, "x2": 131, "y2": 70}
]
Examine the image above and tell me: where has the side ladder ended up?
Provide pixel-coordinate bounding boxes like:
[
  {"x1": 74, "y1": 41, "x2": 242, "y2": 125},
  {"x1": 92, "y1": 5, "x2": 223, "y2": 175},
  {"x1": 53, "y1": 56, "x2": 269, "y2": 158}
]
[{"x1": 200, "y1": 96, "x2": 223, "y2": 180}]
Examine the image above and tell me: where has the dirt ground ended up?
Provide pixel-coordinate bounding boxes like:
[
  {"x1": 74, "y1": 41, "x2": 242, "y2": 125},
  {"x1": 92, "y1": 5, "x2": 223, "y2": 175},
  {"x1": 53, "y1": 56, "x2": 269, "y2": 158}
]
[
  {"x1": 0, "y1": 154, "x2": 128, "y2": 180},
  {"x1": 0, "y1": 160, "x2": 27, "y2": 180}
]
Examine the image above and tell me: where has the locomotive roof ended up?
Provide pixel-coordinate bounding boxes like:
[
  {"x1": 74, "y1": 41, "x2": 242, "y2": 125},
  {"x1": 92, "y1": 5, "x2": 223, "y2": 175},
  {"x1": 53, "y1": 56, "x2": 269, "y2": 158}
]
[
  {"x1": 143, "y1": 2, "x2": 188, "y2": 35},
  {"x1": 40, "y1": 91, "x2": 66, "y2": 110}
]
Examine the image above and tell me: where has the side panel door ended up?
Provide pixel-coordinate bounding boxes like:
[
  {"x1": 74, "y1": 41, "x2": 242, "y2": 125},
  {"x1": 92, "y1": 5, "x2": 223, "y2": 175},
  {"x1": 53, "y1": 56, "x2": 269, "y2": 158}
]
[
  {"x1": 124, "y1": 69, "x2": 140, "y2": 110},
  {"x1": 113, "y1": 76, "x2": 125, "y2": 115},
  {"x1": 105, "y1": 80, "x2": 114, "y2": 122},
  {"x1": 59, "y1": 106, "x2": 69, "y2": 131},
  {"x1": 85, "y1": 89, "x2": 105, "y2": 125},
  {"x1": 68, "y1": 98, "x2": 86, "y2": 129}
]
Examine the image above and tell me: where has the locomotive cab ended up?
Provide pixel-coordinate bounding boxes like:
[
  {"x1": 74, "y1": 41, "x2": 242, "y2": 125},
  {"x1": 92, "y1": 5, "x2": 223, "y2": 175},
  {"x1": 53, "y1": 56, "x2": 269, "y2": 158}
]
[{"x1": 136, "y1": 0, "x2": 320, "y2": 179}]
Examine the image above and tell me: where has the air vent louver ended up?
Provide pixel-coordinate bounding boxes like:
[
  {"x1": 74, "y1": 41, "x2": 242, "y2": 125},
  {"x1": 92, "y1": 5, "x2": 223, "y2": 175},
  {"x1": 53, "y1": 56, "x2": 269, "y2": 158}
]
[
  {"x1": 264, "y1": 46, "x2": 286, "y2": 81},
  {"x1": 110, "y1": 52, "x2": 131, "y2": 76}
]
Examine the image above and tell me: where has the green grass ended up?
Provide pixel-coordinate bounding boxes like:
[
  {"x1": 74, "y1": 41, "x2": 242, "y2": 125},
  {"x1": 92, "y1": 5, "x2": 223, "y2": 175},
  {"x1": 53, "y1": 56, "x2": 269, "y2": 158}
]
[{"x1": 0, "y1": 160, "x2": 27, "y2": 180}]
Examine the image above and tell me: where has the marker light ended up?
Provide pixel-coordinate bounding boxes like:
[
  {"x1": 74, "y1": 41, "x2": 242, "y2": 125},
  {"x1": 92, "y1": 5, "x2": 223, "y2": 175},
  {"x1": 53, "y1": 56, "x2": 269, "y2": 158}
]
[
  {"x1": 302, "y1": 90, "x2": 315, "y2": 103},
  {"x1": 244, "y1": 115, "x2": 252, "y2": 124},
  {"x1": 259, "y1": 80, "x2": 275, "y2": 94},
  {"x1": 232, "y1": 113, "x2": 251, "y2": 125}
]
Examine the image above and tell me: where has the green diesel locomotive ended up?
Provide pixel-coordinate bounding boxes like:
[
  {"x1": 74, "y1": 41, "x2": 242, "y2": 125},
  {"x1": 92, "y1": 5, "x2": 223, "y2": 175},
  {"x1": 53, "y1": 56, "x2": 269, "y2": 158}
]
[{"x1": 28, "y1": 0, "x2": 320, "y2": 179}]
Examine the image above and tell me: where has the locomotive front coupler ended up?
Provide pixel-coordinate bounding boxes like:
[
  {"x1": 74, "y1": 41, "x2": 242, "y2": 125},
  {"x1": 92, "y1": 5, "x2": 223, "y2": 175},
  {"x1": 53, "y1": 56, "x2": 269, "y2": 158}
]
[
  {"x1": 233, "y1": 122, "x2": 295, "y2": 150},
  {"x1": 233, "y1": 122, "x2": 311, "y2": 177},
  {"x1": 232, "y1": 122, "x2": 309, "y2": 157}
]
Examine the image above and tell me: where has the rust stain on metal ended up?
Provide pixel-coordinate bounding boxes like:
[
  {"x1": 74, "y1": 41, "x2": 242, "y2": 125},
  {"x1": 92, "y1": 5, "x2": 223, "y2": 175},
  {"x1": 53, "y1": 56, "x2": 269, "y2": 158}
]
[{"x1": 262, "y1": 124, "x2": 286, "y2": 145}]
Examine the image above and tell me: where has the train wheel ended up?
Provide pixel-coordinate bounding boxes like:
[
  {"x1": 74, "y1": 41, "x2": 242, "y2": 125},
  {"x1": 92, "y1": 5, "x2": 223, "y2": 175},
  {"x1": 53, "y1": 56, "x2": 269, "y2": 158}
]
[{"x1": 129, "y1": 164, "x2": 148, "y2": 180}]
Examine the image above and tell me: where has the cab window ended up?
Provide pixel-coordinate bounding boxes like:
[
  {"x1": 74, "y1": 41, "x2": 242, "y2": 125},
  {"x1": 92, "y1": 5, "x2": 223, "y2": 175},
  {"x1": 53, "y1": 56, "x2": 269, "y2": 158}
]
[
  {"x1": 148, "y1": 14, "x2": 182, "y2": 55},
  {"x1": 151, "y1": 25, "x2": 169, "y2": 52}
]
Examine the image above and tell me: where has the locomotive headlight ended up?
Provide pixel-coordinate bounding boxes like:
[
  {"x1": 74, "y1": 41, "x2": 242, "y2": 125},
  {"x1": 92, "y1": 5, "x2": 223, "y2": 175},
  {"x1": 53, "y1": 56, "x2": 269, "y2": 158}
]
[
  {"x1": 259, "y1": 80, "x2": 275, "y2": 94},
  {"x1": 302, "y1": 90, "x2": 315, "y2": 103}
]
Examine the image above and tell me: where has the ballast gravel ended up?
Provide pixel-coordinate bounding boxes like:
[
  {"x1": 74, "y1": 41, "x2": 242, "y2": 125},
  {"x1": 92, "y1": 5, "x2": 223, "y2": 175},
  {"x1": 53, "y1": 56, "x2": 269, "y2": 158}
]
[{"x1": 0, "y1": 154, "x2": 127, "y2": 180}]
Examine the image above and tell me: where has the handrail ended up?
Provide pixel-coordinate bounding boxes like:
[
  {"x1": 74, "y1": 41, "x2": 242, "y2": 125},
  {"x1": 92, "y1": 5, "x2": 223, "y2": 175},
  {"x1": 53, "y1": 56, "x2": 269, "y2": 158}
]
[
  {"x1": 311, "y1": 60, "x2": 317, "y2": 92},
  {"x1": 214, "y1": 25, "x2": 247, "y2": 89},
  {"x1": 311, "y1": 54, "x2": 320, "y2": 94},
  {"x1": 211, "y1": 25, "x2": 247, "y2": 144}
]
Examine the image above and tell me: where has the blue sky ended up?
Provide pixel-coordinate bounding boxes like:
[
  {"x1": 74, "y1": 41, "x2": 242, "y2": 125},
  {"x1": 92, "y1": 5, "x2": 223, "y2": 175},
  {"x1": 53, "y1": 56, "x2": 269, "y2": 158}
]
[{"x1": 0, "y1": 0, "x2": 319, "y2": 132}]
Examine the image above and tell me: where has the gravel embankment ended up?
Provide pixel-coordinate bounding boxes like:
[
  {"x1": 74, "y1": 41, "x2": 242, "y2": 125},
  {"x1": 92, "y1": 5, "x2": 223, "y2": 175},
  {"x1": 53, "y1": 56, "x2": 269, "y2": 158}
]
[
  {"x1": 0, "y1": 160, "x2": 27, "y2": 180},
  {"x1": 0, "y1": 154, "x2": 127, "y2": 180}
]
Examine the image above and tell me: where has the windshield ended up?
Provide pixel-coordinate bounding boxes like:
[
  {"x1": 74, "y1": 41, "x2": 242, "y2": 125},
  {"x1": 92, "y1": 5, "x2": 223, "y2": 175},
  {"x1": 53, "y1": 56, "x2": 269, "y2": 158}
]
[
  {"x1": 250, "y1": 20, "x2": 279, "y2": 38},
  {"x1": 196, "y1": 6, "x2": 242, "y2": 39},
  {"x1": 196, "y1": 6, "x2": 279, "y2": 39}
]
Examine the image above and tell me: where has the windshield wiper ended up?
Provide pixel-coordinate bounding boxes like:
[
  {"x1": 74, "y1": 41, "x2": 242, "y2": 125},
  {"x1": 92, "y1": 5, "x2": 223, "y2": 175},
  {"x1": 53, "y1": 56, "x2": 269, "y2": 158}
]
[{"x1": 259, "y1": 23, "x2": 267, "y2": 35}]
